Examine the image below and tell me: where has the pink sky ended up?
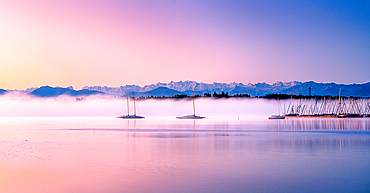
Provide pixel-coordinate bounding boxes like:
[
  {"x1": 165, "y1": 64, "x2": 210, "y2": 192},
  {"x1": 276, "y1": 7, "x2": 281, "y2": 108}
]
[{"x1": 0, "y1": 0, "x2": 369, "y2": 89}]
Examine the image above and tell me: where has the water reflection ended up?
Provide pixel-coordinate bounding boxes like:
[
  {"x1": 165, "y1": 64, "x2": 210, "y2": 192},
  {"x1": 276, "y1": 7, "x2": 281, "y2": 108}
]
[
  {"x1": 118, "y1": 117, "x2": 370, "y2": 132},
  {"x1": 276, "y1": 118, "x2": 370, "y2": 131},
  {"x1": 0, "y1": 117, "x2": 370, "y2": 193}
]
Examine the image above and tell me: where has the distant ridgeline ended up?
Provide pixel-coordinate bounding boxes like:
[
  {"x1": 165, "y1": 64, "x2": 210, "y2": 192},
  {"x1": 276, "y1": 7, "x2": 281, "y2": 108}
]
[
  {"x1": 82, "y1": 81, "x2": 370, "y2": 98},
  {"x1": 1, "y1": 81, "x2": 369, "y2": 98},
  {"x1": 30, "y1": 86, "x2": 104, "y2": 97},
  {"x1": 0, "y1": 89, "x2": 7, "y2": 95}
]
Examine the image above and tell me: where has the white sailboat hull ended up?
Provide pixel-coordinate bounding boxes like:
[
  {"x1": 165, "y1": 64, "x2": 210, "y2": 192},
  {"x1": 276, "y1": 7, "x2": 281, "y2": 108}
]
[
  {"x1": 268, "y1": 115, "x2": 285, "y2": 119},
  {"x1": 176, "y1": 115, "x2": 206, "y2": 119},
  {"x1": 116, "y1": 115, "x2": 145, "y2": 119}
]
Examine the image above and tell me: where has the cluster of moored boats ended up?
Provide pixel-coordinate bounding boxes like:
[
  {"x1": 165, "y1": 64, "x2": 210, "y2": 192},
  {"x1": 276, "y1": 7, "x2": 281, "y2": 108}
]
[
  {"x1": 269, "y1": 97, "x2": 370, "y2": 119},
  {"x1": 117, "y1": 91, "x2": 369, "y2": 120},
  {"x1": 117, "y1": 89, "x2": 205, "y2": 119}
]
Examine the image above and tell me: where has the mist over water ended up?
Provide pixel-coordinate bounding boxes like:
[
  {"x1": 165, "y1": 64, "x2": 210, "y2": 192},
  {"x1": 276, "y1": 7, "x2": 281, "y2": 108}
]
[
  {"x1": 0, "y1": 94, "x2": 278, "y2": 117},
  {"x1": 0, "y1": 116, "x2": 369, "y2": 193},
  {"x1": 1, "y1": 94, "x2": 370, "y2": 193}
]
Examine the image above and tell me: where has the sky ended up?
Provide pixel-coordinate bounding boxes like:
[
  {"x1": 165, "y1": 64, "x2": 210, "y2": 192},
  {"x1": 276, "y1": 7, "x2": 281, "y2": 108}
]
[{"x1": 0, "y1": 0, "x2": 369, "y2": 90}]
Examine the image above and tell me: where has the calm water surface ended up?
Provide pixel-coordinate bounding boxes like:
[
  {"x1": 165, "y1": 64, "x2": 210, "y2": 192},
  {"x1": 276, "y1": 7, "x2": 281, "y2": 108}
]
[{"x1": 0, "y1": 117, "x2": 369, "y2": 193}]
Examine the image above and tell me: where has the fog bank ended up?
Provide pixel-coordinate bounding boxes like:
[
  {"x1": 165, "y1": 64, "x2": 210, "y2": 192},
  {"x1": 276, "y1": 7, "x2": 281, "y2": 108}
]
[{"x1": 0, "y1": 94, "x2": 280, "y2": 117}]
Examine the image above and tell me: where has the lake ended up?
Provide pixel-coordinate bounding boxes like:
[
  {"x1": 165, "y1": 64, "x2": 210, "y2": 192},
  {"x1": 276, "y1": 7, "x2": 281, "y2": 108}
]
[{"x1": 0, "y1": 116, "x2": 369, "y2": 193}]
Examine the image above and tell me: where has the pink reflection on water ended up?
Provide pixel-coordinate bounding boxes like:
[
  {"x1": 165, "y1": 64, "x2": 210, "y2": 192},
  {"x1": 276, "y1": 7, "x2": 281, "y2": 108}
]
[{"x1": 0, "y1": 117, "x2": 369, "y2": 193}]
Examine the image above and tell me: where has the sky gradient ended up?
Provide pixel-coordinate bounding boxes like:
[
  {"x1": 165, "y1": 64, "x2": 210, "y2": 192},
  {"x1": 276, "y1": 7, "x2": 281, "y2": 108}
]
[{"x1": 0, "y1": 0, "x2": 369, "y2": 89}]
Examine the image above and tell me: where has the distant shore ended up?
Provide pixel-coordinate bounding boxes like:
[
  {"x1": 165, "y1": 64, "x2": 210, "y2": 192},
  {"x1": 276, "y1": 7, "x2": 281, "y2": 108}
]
[{"x1": 134, "y1": 93, "x2": 369, "y2": 100}]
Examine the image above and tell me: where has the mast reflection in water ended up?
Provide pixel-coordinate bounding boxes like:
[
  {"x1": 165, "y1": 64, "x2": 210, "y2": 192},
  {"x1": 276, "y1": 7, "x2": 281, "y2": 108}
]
[{"x1": 0, "y1": 117, "x2": 369, "y2": 193}]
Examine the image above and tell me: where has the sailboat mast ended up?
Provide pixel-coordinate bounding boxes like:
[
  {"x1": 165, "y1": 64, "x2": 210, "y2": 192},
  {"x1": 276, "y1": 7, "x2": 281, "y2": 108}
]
[
  {"x1": 127, "y1": 94, "x2": 129, "y2": 116},
  {"x1": 133, "y1": 92, "x2": 136, "y2": 116},
  {"x1": 284, "y1": 103, "x2": 285, "y2": 116},
  {"x1": 192, "y1": 89, "x2": 195, "y2": 116},
  {"x1": 278, "y1": 98, "x2": 280, "y2": 115},
  {"x1": 338, "y1": 88, "x2": 342, "y2": 115}
]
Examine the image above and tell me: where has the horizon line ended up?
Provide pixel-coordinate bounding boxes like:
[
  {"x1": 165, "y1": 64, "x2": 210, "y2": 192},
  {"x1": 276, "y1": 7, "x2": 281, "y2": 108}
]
[{"x1": 2, "y1": 80, "x2": 370, "y2": 91}]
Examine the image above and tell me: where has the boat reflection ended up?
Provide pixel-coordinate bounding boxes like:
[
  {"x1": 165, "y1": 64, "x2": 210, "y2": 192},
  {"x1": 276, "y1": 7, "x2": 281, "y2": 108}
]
[{"x1": 277, "y1": 118, "x2": 370, "y2": 131}]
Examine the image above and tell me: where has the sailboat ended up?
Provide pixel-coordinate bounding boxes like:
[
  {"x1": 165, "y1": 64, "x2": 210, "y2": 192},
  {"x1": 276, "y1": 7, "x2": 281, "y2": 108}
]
[
  {"x1": 176, "y1": 89, "x2": 205, "y2": 119},
  {"x1": 269, "y1": 98, "x2": 285, "y2": 119},
  {"x1": 116, "y1": 92, "x2": 145, "y2": 119}
]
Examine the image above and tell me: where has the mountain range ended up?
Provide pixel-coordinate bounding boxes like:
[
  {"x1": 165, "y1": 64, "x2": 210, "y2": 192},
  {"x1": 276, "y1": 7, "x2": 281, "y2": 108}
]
[
  {"x1": 30, "y1": 86, "x2": 105, "y2": 97},
  {"x1": 82, "y1": 81, "x2": 303, "y2": 96},
  {"x1": 0, "y1": 89, "x2": 7, "y2": 95},
  {"x1": 82, "y1": 81, "x2": 370, "y2": 97},
  {"x1": 2, "y1": 81, "x2": 370, "y2": 97}
]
